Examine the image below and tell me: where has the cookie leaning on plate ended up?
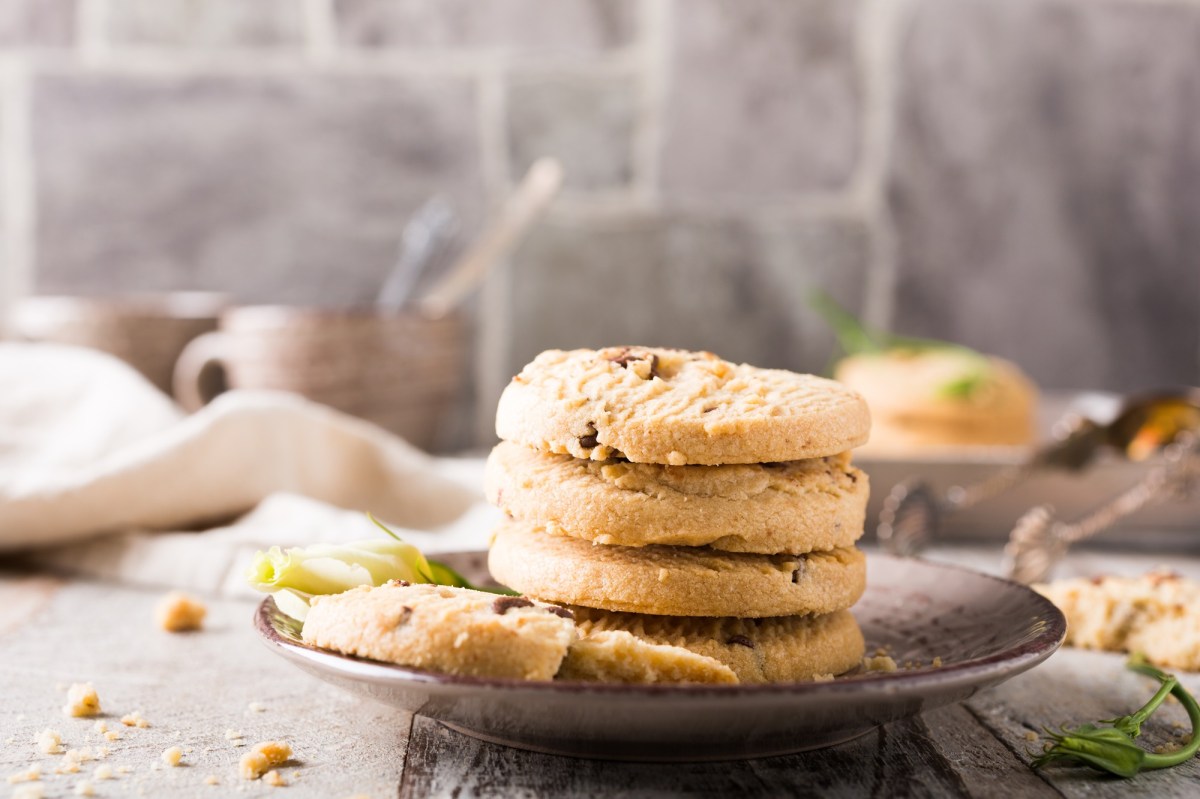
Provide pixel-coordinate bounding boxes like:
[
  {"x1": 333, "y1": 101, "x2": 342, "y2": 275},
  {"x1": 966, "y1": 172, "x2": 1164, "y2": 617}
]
[
  {"x1": 301, "y1": 581, "x2": 576, "y2": 681},
  {"x1": 488, "y1": 520, "x2": 867, "y2": 618},
  {"x1": 485, "y1": 441, "x2": 868, "y2": 554},
  {"x1": 496, "y1": 347, "x2": 870, "y2": 465},
  {"x1": 572, "y1": 607, "x2": 865, "y2": 684}
]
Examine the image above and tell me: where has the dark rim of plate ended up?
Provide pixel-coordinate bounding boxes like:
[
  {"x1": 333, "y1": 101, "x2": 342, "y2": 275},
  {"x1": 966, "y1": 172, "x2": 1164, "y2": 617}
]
[{"x1": 254, "y1": 552, "x2": 1067, "y2": 697}]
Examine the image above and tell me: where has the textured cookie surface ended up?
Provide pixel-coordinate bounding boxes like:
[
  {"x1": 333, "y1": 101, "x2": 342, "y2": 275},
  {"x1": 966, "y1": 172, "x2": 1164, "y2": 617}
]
[
  {"x1": 1035, "y1": 571, "x2": 1200, "y2": 671},
  {"x1": 835, "y1": 350, "x2": 1036, "y2": 453},
  {"x1": 572, "y1": 608, "x2": 865, "y2": 684},
  {"x1": 486, "y1": 442, "x2": 868, "y2": 554},
  {"x1": 301, "y1": 582, "x2": 576, "y2": 680},
  {"x1": 559, "y1": 630, "x2": 738, "y2": 684},
  {"x1": 496, "y1": 347, "x2": 871, "y2": 465},
  {"x1": 488, "y1": 520, "x2": 866, "y2": 618}
]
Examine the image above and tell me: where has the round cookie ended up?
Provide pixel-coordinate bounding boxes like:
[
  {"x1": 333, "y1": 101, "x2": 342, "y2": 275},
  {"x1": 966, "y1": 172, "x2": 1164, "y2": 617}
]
[
  {"x1": 834, "y1": 350, "x2": 1036, "y2": 454},
  {"x1": 496, "y1": 347, "x2": 871, "y2": 465},
  {"x1": 572, "y1": 607, "x2": 865, "y2": 684},
  {"x1": 485, "y1": 441, "x2": 868, "y2": 554},
  {"x1": 301, "y1": 581, "x2": 576, "y2": 680},
  {"x1": 488, "y1": 520, "x2": 867, "y2": 618}
]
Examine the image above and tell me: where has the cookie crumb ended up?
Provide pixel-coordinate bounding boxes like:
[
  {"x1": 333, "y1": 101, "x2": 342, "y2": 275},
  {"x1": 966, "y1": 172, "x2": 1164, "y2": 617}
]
[
  {"x1": 161, "y1": 746, "x2": 183, "y2": 767},
  {"x1": 204, "y1": 775, "x2": 219, "y2": 786},
  {"x1": 92, "y1": 721, "x2": 107, "y2": 734},
  {"x1": 156, "y1": 592, "x2": 207, "y2": 632},
  {"x1": 93, "y1": 764, "x2": 113, "y2": 781},
  {"x1": 7, "y1": 765, "x2": 41, "y2": 784},
  {"x1": 263, "y1": 769, "x2": 287, "y2": 787},
  {"x1": 13, "y1": 784, "x2": 44, "y2": 799},
  {"x1": 74, "y1": 780, "x2": 95, "y2": 796},
  {"x1": 225, "y1": 729, "x2": 244, "y2": 741},
  {"x1": 35, "y1": 729, "x2": 63, "y2": 755},
  {"x1": 863, "y1": 655, "x2": 898, "y2": 673},
  {"x1": 811, "y1": 673, "x2": 835, "y2": 682},
  {"x1": 240, "y1": 741, "x2": 292, "y2": 780},
  {"x1": 116, "y1": 766, "x2": 132, "y2": 775},
  {"x1": 247, "y1": 702, "x2": 266, "y2": 713},
  {"x1": 120, "y1": 711, "x2": 150, "y2": 728},
  {"x1": 63, "y1": 683, "x2": 101, "y2": 717},
  {"x1": 55, "y1": 762, "x2": 81, "y2": 775},
  {"x1": 1023, "y1": 730, "x2": 1038, "y2": 742},
  {"x1": 65, "y1": 748, "x2": 96, "y2": 764},
  {"x1": 931, "y1": 656, "x2": 943, "y2": 668},
  {"x1": 103, "y1": 730, "x2": 120, "y2": 742}
]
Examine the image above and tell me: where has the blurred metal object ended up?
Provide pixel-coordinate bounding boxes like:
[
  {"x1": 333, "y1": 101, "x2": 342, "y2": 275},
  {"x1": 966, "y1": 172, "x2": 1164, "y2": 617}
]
[
  {"x1": 417, "y1": 158, "x2": 563, "y2": 318},
  {"x1": 1004, "y1": 431, "x2": 1200, "y2": 583},
  {"x1": 376, "y1": 197, "x2": 460, "y2": 312},
  {"x1": 878, "y1": 389, "x2": 1200, "y2": 559}
]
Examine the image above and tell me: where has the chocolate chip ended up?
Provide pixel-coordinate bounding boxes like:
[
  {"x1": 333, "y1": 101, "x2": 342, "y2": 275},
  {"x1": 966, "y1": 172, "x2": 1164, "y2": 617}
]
[
  {"x1": 607, "y1": 348, "x2": 658, "y2": 379},
  {"x1": 387, "y1": 579, "x2": 411, "y2": 587},
  {"x1": 547, "y1": 606, "x2": 575, "y2": 620},
  {"x1": 702, "y1": 405, "x2": 717, "y2": 414},
  {"x1": 847, "y1": 471, "x2": 858, "y2": 484},
  {"x1": 393, "y1": 606, "x2": 413, "y2": 627},
  {"x1": 578, "y1": 422, "x2": 599, "y2": 449},
  {"x1": 727, "y1": 634, "x2": 755, "y2": 649},
  {"x1": 647, "y1": 354, "x2": 660, "y2": 379},
  {"x1": 492, "y1": 596, "x2": 534, "y2": 615},
  {"x1": 792, "y1": 561, "x2": 806, "y2": 583}
]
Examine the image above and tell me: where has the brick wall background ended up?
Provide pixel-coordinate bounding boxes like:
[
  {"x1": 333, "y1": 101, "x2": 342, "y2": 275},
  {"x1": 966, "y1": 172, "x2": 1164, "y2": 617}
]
[{"x1": 1, "y1": 0, "x2": 1198, "y2": 440}]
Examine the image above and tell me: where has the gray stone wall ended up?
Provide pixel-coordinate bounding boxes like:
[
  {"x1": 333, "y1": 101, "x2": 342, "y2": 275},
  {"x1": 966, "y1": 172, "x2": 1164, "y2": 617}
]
[{"x1": 1, "y1": 0, "x2": 1197, "y2": 437}]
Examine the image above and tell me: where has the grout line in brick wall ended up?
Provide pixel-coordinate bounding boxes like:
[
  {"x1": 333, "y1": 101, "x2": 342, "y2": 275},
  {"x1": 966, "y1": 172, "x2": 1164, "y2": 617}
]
[
  {"x1": 303, "y1": 0, "x2": 337, "y2": 62},
  {"x1": 631, "y1": 0, "x2": 671, "y2": 210},
  {"x1": 852, "y1": 0, "x2": 915, "y2": 331},
  {"x1": 0, "y1": 60, "x2": 35, "y2": 322}
]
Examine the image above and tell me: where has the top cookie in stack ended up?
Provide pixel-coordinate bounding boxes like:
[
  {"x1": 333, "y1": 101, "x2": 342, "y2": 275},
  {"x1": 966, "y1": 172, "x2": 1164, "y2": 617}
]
[{"x1": 486, "y1": 346, "x2": 872, "y2": 683}]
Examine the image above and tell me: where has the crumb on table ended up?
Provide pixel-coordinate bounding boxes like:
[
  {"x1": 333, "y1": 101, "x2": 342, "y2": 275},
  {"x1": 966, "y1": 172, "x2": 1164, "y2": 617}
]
[
  {"x1": 264, "y1": 769, "x2": 287, "y2": 787},
  {"x1": 161, "y1": 746, "x2": 183, "y2": 767},
  {"x1": 240, "y1": 741, "x2": 293, "y2": 781},
  {"x1": 156, "y1": 592, "x2": 207, "y2": 632},
  {"x1": 7, "y1": 765, "x2": 41, "y2": 784},
  {"x1": 93, "y1": 764, "x2": 113, "y2": 781},
  {"x1": 63, "y1": 683, "x2": 101, "y2": 717},
  {"x1": 862, "y1": 655, "x2": 898, "y2": 673},
  {"x1": 121, "y1": 711, "x2": 150, "y2": 728},
  {"x1": 73, "y1": 780, "x2": 95, "y2": 797},
  {"x1": 35, "y1": 729, "x2": 63, "y2": 755}
]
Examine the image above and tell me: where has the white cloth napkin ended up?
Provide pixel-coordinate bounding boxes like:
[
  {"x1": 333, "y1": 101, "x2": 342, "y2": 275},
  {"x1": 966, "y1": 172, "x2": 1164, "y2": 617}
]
[{"x1": 0, "y1": 343, "x2": 499, "y2": 594}]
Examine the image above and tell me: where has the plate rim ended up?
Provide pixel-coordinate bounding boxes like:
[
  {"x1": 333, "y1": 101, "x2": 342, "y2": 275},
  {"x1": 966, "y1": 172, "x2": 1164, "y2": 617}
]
[{"x1": 254, "y1": 551, "x2": 1066, "y2": 697}]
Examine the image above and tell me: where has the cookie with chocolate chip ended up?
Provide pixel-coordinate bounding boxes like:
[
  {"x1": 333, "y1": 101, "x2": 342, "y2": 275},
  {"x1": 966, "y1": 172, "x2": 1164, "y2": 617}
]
[
  {"x1": 301, "y1": 582, "x2": 576, "y2": 680},
  {"x1": 485, "y1": 441, "x2": 868, "y2": 554},
  {"x1": 495, "y1": 347, "x2": 870, "y2": 465},
  {"x1": 570, "y1": 607, "x2": 865, "y2": 684},
  {"x1": 487, "y1": 520, "x2": 866, "y2": 618}
]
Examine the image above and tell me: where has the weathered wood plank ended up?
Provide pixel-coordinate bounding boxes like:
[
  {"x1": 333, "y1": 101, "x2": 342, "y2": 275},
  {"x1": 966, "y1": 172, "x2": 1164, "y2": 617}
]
[
  {"x1": 0, "y1": 578, "x2": 410, "y2": 798},
  {"x1": 398, "y1": 703, "x2": 1045, "y2": 798},
  {"x1": 966, "y1": 648, "x2": 1200, "y2": 799}
]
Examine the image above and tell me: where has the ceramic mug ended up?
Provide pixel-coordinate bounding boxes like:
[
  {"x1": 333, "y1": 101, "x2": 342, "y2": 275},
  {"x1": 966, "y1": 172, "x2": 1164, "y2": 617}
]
[
  {"x1": 172, "y1": 306, "x2": 468, "y2": 451},
  {"x1": 7, "y1": 292, "x2": 228, "y2": 397}
]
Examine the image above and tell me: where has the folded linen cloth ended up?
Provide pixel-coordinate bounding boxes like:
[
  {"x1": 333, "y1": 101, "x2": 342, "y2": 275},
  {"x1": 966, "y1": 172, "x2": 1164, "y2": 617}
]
[{"x1": 0, "y1": 343, "x2": 494, "y2": 593}]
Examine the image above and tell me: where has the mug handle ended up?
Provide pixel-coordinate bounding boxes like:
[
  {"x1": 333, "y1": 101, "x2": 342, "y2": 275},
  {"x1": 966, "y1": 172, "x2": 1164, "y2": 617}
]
[{"x1": 173, "y1": 331, "x2": 230, "y2": 411}]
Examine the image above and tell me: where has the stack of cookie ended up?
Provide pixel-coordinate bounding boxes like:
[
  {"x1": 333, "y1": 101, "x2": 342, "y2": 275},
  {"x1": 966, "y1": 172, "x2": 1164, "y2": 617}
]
[{"x1": 485, "y1": 347, "x2": 872, "y2": 683}]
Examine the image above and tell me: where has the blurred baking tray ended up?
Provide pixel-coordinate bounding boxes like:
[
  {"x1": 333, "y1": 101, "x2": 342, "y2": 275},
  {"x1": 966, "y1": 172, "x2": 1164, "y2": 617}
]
[{"x1": 856, "y1": 391, "x2": 1200, "y2": 550}]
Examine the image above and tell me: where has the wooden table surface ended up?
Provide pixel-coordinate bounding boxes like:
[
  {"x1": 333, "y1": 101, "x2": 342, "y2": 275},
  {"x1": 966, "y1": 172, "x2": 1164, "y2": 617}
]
[{"x1": 2, "y1": 547, "x2": 1199, "y2": 799}]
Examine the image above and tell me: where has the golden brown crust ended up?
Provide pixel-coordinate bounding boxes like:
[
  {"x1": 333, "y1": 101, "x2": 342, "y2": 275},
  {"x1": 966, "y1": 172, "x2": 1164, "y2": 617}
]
[
  {"x1": 496, "y1": 347, "x2": 870, "y2": 465},
  {"x1": 485, "y1": 442, "x2": 867, "y2": 554},
  {"x1": 487, "y1": 520, "x2": 866, "y2": 618},
  {"x1": 572, "y1": 608, "x2": 865, "y2": 683}
]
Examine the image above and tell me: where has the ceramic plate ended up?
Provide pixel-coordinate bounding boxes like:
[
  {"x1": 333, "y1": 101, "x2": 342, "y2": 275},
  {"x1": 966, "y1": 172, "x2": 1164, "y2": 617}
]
[{"x1": 255, "y1": 552, "x2": 1065, "y2": 762}]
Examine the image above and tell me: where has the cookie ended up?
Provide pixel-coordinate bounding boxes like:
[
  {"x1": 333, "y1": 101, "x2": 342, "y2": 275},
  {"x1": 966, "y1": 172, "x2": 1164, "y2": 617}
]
[
  {"x1": 496, "y1": 347, "x2": 871, "y2": 465},
  {"x1": 1035, "y1": 571, "x2": 1200, "y2": 671},
  {"x1": 572, "y1": 607, "x2": 864, "y2": 684},
  {"x1": 485, "y1": 441, "x2": 868, "y2": 554},
  {"x1": 835, "y1": 350, "x2": 1036, "y2": 453},
  {"x1": 301, "y1": 582, "x2": 576, "y2": 680},
  {"x1": 488, "y1": 520, "x2": 866, "y2": 618},
  {"x1": 559, "y1": 630, "x2": 739, "y2": 684}
]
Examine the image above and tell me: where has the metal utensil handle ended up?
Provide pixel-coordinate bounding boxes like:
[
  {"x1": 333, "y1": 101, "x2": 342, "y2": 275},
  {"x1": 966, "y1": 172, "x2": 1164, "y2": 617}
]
[{"x1": 416, "y1": 158, "x2": 563, "y2": 318}]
